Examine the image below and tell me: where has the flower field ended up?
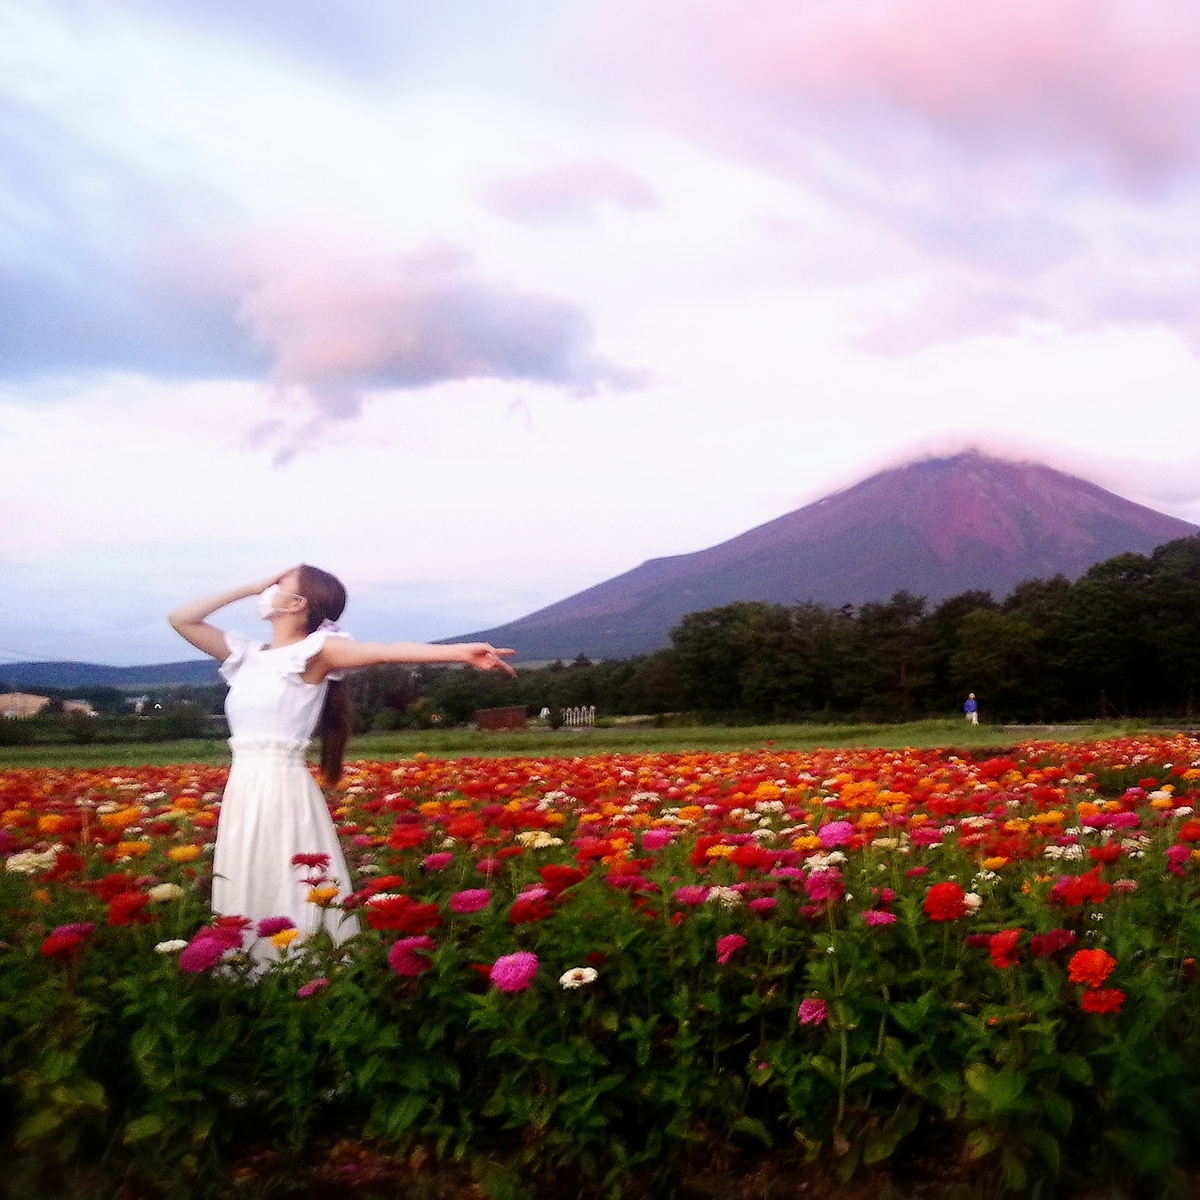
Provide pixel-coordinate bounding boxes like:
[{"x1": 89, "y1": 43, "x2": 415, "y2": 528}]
[{"x1": 4, "y1": 736, "x2": 1200, "y2": 1197}]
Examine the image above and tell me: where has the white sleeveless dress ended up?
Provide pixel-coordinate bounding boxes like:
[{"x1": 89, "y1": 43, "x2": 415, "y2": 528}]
[{"x1": 213, "y1": 629, "x2": 361, "y2": 955}]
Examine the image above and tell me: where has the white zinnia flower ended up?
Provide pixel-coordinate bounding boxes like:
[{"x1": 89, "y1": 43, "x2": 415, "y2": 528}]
[
  {"x1": 705, "y1": 886, "x2": 744, "y2": 909},
  {"x1": 559, "y1": 967, "x2": 598, "y2": 989},
  {"x1": 148, "y1": 883, "x2": 185, "y2": 903},
  {"x1": 963, "y1": 892, "x2": 983, "y2": 912},
  {"x1": 4, "y1": 848, "x2": 58, "y2": 875},
  {"x1": 154, "y1": 940, "x2": 188, "y2": 954}
]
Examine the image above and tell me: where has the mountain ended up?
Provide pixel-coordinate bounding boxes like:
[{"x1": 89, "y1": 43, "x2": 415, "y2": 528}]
[
  {"x1": 457, "y1": 452, "x2": 1199, "y2": 661},
  {"x1": 0, "y1": 659, "x2": 222, "y2": 691}
]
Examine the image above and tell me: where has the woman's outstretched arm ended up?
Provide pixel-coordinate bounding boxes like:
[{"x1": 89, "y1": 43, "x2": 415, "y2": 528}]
[
  {"x1": 314, "y1": 638, "x2": 517, "y2": 679},
  {"x1": 168, "y1": 570, "x2": 292, "y2": 660}
]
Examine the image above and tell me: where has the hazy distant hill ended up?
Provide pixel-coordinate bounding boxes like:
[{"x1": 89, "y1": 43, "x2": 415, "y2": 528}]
[
  {"x1": 0, "y1": 659, "x2": 221, "y2": 691},
  {"x1": 457, "y1": 452, "x2": 1198, "y2": 661}
]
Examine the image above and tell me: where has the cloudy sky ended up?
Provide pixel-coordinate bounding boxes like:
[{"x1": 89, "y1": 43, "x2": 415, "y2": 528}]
[{"x1": 4, "y1": 0, "x2": 1200, "y2": 665}]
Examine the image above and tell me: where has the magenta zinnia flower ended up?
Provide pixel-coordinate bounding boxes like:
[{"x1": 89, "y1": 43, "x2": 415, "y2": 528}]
[
  {"x1": 804, "y1": 868, "x2": 845, "y2": 903},
  {"x1": 797, "y1": 997, "x2": 828, "y2": 1026},
  {"x1": 642, "y1": 829, "x2": 674, "y2": 850},
  {"x1": 674, "y1": 884, "x2": 710, "y2": 906},
  {"x1": 423, "y1": 852, "x2": 454, "y2": 871},
  {"x1": 490, "y1": 951, "x2": 538, "y2": 992},
  {"x1": 389, "y1": 935, "x2": 436, "y2": 977},
  {"x1": 748, "y1": 897, "x2": 777, "y2": 916},
  {"x1": 296, "y1": 977, "x2": 329, "y2": 998},
  {"x1": 716, "y1": 934, "x2": 746, "y2": 964},
  {"x1": 861, "y1": 910, "x2": 897, "y2": 926},
  {"x1": 1167, "y1": 844, "x2": 1191, "y2": 877},
  {"x1": 256, "y1": 916, "x2": 296, "y2": 937},
  {"x1": 179, "y1": 928, "x2": 240, "y2": 973},
  {"x1": 450, "y1": 888, "x2": 491, "y2": 913},
  {"x1": 818, "y1": 820, "x2": 854, "y2": 848}
]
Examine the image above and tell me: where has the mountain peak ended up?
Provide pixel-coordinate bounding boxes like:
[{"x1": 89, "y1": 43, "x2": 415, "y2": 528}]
[{"x1": 459, "y1": 453, "x2": 1197, "y2": 660}]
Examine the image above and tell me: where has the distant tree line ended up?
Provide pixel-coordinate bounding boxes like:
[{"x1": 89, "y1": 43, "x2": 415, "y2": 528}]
[{"x1": 354, "y1": 534, "x2": 1200, "y2": 727}]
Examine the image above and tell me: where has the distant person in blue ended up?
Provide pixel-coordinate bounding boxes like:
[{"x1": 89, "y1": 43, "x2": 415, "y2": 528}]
[{"x1": 964, "y1": 693, "x2": 978, "y2": 725}]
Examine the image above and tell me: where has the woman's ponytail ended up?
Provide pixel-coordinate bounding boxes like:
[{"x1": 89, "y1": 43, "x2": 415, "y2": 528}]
[
  {"x1": 317, "y1": 678, "x2": 353, "y2": 787},
  {"x1": 295, "y1": 563, "x2": 352, "y2": 787}
]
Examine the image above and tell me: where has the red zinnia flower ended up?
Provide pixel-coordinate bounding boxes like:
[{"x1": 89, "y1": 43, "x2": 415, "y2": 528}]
[
  {"x1": 107, "y1": 891, "x2": 153, "y2": 926},
  {"x1": 40, "y1": 922, "x2": 96, "y2": 960},
  {"x1": 1079, "y1": 987, "x2": 1125, "y2": 1014},
  {"x1": 365, "y1": 896, "x2": 441, "y2": 933},
  {"x1": 291, "y1": 852, "x2": 331, "y2": 868},
  {"x1": 1068, "y1": 948, "x2": 1117, "y2": 988},
  {"x1": 539, "y1": 864, "x2": 587, "y2": 893},
  {"x1": 923, "y1": 881, "x2": 967, "y2": 921},
  {"x1": 508, "y1": 895, "x2": 554, "y2": 924},
  {"x1": 387, "y1": 825, "x2": 428, "y2": 851},
  {"x1": 1052, "y1": 868, "x2": 1110, "y2": 907},
  {"x1": 988, "y1": 928, "x2": 1022, "y2": 969}
]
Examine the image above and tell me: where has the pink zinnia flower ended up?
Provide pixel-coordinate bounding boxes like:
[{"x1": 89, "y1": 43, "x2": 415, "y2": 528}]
[
  {"x1": 748, "y1": 897, "x2": 777, "y2": 916},
  {"x1": 797, "y1": 998, "x2": 828, "y2": 1026},
  {"x1": 423, "y1": 852, "x2": 454, "y2": 871},
  {"x1": 256, "y1": 916, "x2": 296, "y2": 937},
  {"x1": 296, "y1": 977, "x2": 329, "y2": 998},
  {"x1": 818, "y1": 821, "x2": 854, "y2": 848},
  {"x1": 674, "y1": 885, "x2": 710, "y2": 906},
  {"x1": 861, "y1": 910, "x2": 897, "y2": 926},
  {"x1": 476, "y1": 857, "x2": 501, "y2": 876},
  {"x1": 642, "y1": 829, "x2": 674, "y2": 850},
  {"x1": 716, "y1": 934, "x2": 746, "y2": 964},
  {"x1": 1166, "y1": 844, "x2": 1191, "y2": 877},
  {"x1": 490, "y1": 951, "x2": 538, "y2": 992},
  {"x1": 450, "y1": 888, "x2": 491, "y2": 914},
  {"x1": 804, "y1": 868, "x2": 845, "y2": 903},
  {"x1": 179, "y1": 927, "x2": 242, "y2": 973},
  {"x1": 389, "y1": 935, "x2": 436, "y2": 977}
]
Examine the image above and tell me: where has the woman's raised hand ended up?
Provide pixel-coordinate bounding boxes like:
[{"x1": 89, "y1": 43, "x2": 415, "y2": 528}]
[
  {"x1": 459, "y1": 644, "x2": 517, "y2": 676},
  {"x1": 247, "y1": 566, "x2": 300, "y2": 597}
]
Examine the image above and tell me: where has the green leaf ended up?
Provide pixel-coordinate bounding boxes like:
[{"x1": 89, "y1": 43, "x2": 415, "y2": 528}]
[
  {"x1": 985, "y1": 1070, "x2": 1026, "y2": 1112},
  {"x1": 1000, "y1": 1148, "x2": 1027, "y2": 1191},
  {"x1": 1025, "y1": 1128, "x2": 1061, "y2": 1174},
  {"x1": 123, "y1": 1114, "x2": 166, "y2": 1144},
  {"x1": 845, "y1": 1061, "x2": 875, "y2": 1085},
  {"x1": 541, "y1": 1042, "x2": 579, "y2": 1067},
  {"x1": 863, "y1": 1127, "x2": 903, "y2": 1164},
  {"x1": 964, "y1": 1063, "x2": 991, "y2": 1095},
  {"x1": 1060, "y1": 1054, "x2": 1093, "y2": 1085},
  {"x1": 730, "y1": 1116, "x2": 773, "y2": 1148},
  {"x1": 1042, "y1": 1091, "x2": 1073, "y2": 1134},
  {"x1": 964, "y1": 1129, "x2": 996, "y2": 1160},
  {"x1": 809, "y1": 1056, "x2": 838, "y2": 1082}
]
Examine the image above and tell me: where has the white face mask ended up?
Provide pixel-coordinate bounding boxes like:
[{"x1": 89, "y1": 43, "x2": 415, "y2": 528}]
[{"x1": 256, "y1": 583, "x2": 294, "y2": 621}]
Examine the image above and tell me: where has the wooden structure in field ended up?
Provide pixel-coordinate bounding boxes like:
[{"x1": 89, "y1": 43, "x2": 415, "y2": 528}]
[{"x1": 474, "y1": 706, "x2": 527, "y2": 731}]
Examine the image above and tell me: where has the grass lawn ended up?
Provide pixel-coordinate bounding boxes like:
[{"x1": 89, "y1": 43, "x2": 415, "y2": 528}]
[{"x1": 0, "y1": 717, "x2": 1152, "y2": 769}]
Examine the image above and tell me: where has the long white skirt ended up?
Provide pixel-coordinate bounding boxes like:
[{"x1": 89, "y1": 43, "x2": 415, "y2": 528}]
[{"x1": 211, "y1": 738, "x2": 360, "y2": 960}]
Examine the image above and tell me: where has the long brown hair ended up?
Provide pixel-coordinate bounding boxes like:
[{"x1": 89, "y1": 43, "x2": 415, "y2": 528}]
[{"x1": 295, "y1": 564, "x2": 351, "y2": 786}]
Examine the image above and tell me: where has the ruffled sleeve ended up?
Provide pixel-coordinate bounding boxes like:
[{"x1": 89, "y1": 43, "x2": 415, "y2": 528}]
[
  {"x1": 278, "y1": 629, "x2": 353, "y2": 683},
  {"x1": 218, "y1": 631, "x2": 258, "y2": 684}
]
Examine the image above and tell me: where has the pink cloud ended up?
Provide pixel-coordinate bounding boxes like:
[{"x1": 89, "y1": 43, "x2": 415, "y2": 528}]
[
  {"x1": 593, "y1": 0, "x2": 1200, "y2": 352},
  {"x1": 478, "y1": 157, "x2": 660, "y2": 224},
  {"x1": 238, "y1": 249, "x2": 642, "y2": 461},
  {"x1": 617, "y1": 0, "x2": 1200, "y2": 186}
]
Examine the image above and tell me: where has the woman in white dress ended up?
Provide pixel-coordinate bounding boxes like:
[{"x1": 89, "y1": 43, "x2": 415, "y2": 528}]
[{"x1": 168, "y1": 565, "x2": 515, "y2": 955}]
